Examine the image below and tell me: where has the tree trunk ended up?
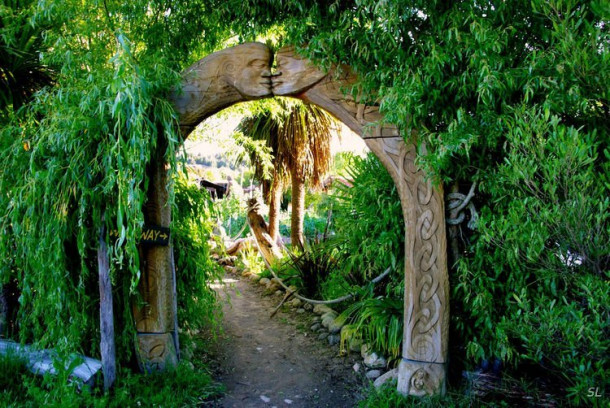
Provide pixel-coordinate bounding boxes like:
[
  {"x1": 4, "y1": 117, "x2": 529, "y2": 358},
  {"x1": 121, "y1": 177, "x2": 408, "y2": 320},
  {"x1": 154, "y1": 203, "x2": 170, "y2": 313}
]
[
  {"x1": 290, "y1": 171, "x2": 306, "y2": 249},
  {"x1": 268, "y1": 180, "x2": 282, "y2": 242},
  {"x1": 247, "y1": 198, "x2": 283, "y2": 265},
  {"x1": 98, "y1": 224, "x2": 116, "y2": 391}
]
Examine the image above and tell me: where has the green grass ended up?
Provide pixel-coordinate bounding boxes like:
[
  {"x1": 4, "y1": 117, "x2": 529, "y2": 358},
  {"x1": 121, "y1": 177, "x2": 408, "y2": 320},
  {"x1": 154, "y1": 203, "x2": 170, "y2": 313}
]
[
  {"x1": 359, "y1": 382, "x2": 477, "y2": 408},
  {"x1": 0, "y1": 354, "x2": 223, "y2": 408}
]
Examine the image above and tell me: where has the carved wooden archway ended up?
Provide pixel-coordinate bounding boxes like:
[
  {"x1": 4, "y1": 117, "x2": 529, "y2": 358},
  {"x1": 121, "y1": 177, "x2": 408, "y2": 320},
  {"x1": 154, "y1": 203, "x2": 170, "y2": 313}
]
[{"x1": 141, "y1": 42, "x2": 449, "y2": 396}]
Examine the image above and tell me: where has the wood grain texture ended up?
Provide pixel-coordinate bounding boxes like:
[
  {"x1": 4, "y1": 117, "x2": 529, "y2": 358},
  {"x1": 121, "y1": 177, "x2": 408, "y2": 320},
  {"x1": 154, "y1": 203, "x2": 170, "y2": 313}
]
[{"x1": 98, "y1": 227, "x2": 116, "y2": 390}]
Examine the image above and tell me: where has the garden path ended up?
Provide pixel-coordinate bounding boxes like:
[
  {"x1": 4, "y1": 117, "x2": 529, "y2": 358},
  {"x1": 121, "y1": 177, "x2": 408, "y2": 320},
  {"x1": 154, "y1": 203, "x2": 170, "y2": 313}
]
[{"x1": 206, "y1": 271, "x2": 363, "y2": 408}]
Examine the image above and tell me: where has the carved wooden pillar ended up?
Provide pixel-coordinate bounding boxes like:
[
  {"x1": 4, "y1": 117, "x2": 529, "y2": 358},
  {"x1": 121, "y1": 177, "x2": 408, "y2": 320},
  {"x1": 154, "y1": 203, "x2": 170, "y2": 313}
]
[
  {"x1": 134, "y1": 43, "x2": 274, "y2": 369},
  {"x1": 365, "y1": 138, "x2": 448, "y2": 396},
  {"x1": 135, "y1": 148, "x2": 179, "y2": 371},
  {"x1": 273, "y1": 46, "x2": 450, "y2": 396}
]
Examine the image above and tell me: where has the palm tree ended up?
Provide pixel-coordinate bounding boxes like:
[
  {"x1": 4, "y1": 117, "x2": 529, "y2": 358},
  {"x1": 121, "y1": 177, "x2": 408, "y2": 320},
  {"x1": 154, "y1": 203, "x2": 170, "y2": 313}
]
[
  {"x1": 237, "y1": 103, "x2": 288, "y2": 243},
  {"x1": 237, "y1": 98, "x2": 335, "y2": 249}
]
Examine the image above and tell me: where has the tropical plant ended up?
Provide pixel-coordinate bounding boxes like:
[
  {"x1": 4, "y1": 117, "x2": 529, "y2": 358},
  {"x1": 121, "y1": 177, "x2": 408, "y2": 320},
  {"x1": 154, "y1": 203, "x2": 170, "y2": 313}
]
[
  {"x1": 237, "y1": 97, "x2": 335, "y2": 248},
  {"x1": 331, "y1": 153, "x2": 404, "y2": 283},
  {"x1": 236, "y1": 102, "x2": 286, "y2": 241},
  {"x1": 341, "y1": 296, "x2": 403, "y2": 362},
  {"x1": 284, "y1": 242, "x2": 342, "y2": 298}
]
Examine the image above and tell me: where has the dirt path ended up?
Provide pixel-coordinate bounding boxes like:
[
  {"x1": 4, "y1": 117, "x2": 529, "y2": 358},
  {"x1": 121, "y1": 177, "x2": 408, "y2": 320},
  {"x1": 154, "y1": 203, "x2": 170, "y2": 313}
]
[{"x1": 206, "y1": 272, "x2": 364, "y2": 408}]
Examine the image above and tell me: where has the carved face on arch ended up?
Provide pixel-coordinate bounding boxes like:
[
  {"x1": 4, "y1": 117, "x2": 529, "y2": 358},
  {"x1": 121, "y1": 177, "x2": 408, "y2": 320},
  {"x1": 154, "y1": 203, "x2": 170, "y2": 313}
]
[
  {"x1": 228, "y1": 43, "x2": 274, "y2": 98},
  {"x1": 205, "y1": 42, "x2": 273, "y2": 98},
  {"x1": 272, "y1": 46, "x2": 327, "y2": 96}
]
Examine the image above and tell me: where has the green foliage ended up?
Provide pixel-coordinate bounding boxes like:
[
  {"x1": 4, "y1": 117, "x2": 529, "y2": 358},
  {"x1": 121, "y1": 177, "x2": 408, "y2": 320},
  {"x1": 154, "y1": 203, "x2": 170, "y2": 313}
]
[
  {"x1": 359, "y1": 382, "x2": 473, "y2": 408},
  {"x1": 215, "y1": 193, "x2": 251, "y2": 238},
  {"x1": 454, "y1": 108, "x2": 610, "y2": 402},
  {"x1": 332, "y1": 153, "x2": 404, "y2": 282},
  {"x1": 0, "y1": 0, "x2": 243, "y2": 363},
  {"x1": 172, "y1": 177, "x2": 223, "y2": 332},
  {"x1": 0, "y1": 354, "x2": 222, "y2": 408},
  {"x1": 235, "y1": 246, "x2": 266, "y2": 278},
  {"x1": 314, "y1": 153, "x2": 406, "y2": 360},
  {"x1": 284, "y1": 243, "x2": 341, "y2": 298},
  {"x1": 0, "y1": 0, "x2": 55, "y2": 114},
  {"x1": 341, "y1": 296, "x2": 403, "y2": 362}
]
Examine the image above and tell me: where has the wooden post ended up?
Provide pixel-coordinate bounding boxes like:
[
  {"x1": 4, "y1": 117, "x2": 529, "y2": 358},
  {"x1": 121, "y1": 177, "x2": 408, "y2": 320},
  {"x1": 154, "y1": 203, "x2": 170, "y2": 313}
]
[{"x1": 98, "y1": 225, "x2": 116, "y2": 391}]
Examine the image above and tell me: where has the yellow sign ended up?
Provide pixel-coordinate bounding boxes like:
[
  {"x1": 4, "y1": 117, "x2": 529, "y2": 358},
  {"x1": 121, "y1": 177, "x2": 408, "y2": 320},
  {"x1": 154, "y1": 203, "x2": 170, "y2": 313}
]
[{"x1": 109, "y1": 225, "x2": 170, "y2": 246}]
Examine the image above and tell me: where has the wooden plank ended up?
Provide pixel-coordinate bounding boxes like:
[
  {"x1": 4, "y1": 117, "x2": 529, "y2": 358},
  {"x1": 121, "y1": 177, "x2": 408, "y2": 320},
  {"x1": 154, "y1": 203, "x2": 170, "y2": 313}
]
[
  {"x1": 0, "y1": 340, "x2": 101, "y2": 386},
  {"x1": 98, "y1": 226, "x2": 116, "y2": 391}
]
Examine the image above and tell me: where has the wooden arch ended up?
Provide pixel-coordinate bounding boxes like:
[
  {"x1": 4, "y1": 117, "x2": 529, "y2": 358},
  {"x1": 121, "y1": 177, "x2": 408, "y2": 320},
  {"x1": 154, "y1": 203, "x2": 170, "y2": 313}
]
[{"x1": 140, "y1": 42, "x2": 449, "y2": 396}]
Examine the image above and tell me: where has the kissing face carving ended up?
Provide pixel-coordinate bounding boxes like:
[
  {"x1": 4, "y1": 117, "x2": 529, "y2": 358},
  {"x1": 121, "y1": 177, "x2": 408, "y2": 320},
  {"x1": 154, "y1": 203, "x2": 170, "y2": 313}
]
[
  {"x1": 271, "y1": 46, "x2": 327, "y2": 96},
  {"x1": 172, "y1": 42, "x2": 274, "y2": 130},
  {"x1": 173, "y1": 43, "x2": 335, "y2": 136}
]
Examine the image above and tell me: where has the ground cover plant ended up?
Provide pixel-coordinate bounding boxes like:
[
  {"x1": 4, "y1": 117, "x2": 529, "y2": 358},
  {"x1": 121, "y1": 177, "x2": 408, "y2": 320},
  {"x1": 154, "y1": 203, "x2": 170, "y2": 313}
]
[{"x1": 0, "y1": 353, "x2": 223, "y2": 408}]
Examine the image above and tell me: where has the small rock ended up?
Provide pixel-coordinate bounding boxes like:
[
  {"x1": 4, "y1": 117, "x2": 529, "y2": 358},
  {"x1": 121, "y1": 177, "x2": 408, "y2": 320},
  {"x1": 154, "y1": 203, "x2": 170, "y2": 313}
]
[
  {"x1": 353, "y1": 362, "x2": 361, "y2": 373},
  {"x1": 296, "y1": 308, "x2": 305, "y2": 314},
  {"x1": 288, "y1": 285, "x2": 298, "y2": 293},
  {"x1": 284, "y1": 399, "x2": 293, "y2": 405},
  {"x1": 310, "y1": 323, "x2": 321, "y2": 331},
  {"x1": 303, "y1": 303, "x2": 313, "y2": 311},
  {"x1": 318, "y1": 332, "x2": 329, "y2": 340},
  {"x1": 327, "y1": 316, "x2": 345, "y2": 334},
  {"x1": 259, "y1": 278, "x2": 271, "y2": 286},
  {"x1": 241, "y1": 269, "x2": 252, "y2": 277},
  {"x1": 274, "y1": 290, "x2": 283, "y2": 296},
  {"x1": 260, "y1": 395, "x2": 271, "y2": 403},
  {"x1": 328, "y1": 334, "x2": 340, "y2": 346},
  {"x1": 363, "y1": 351, "x2": 387, "y2": 369},
  {"x1": 313, "y1": 304, "x2": 334, "y2": 315},
  {"x1": 361, "y1": 343, "x2": 371, "y2": 359},
  {"x1": 373, "y1": 368, "x2": 399, "y2": 389},
  {"x1": 321, "y1": 313, "x2": 338, "y2": 329},
  {"x1": 311, "y1": 316, "x2": 321, "y2": 324},
  {"x1": 249, "y1": 274, "x2": 261, "y2": 282},
  {"x1": 271, "y1": 277, "x2": 283, "y2": 286},
  {"x1": 289, "y1": 298, "x2": 303, "y2": 308},
  {"x1": 366, "y1": 369, "x2": 382, "y2": 380}
]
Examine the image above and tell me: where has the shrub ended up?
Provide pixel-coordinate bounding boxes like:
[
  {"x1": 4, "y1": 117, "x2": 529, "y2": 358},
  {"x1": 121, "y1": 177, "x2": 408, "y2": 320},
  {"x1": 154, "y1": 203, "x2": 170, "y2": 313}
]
[
  {"x1": 173, "y1": 177, "x2": 224, "y2": 332},
  {"x1": 454, "y1": 110, "x2": 610, "y2": 404}
]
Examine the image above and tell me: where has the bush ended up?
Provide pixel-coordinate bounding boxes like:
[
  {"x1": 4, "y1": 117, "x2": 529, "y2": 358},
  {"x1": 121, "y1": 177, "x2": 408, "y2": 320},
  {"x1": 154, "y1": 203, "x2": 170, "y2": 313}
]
[
  {"x1": 173, "y1": 177, "x2": 224, "y2": 332},
  {"x1": 318, "y1": 153, "x2": 406, "y2": 360},
  {"x1": 454, "y1": 110, "x2": 610, "y2": 404},
  {"x1": 331, "y1": 153, "x2": 404, "y2": 283},
  {"x1": 284, "y1": 243, "x2": 342, "y2": 298}
]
